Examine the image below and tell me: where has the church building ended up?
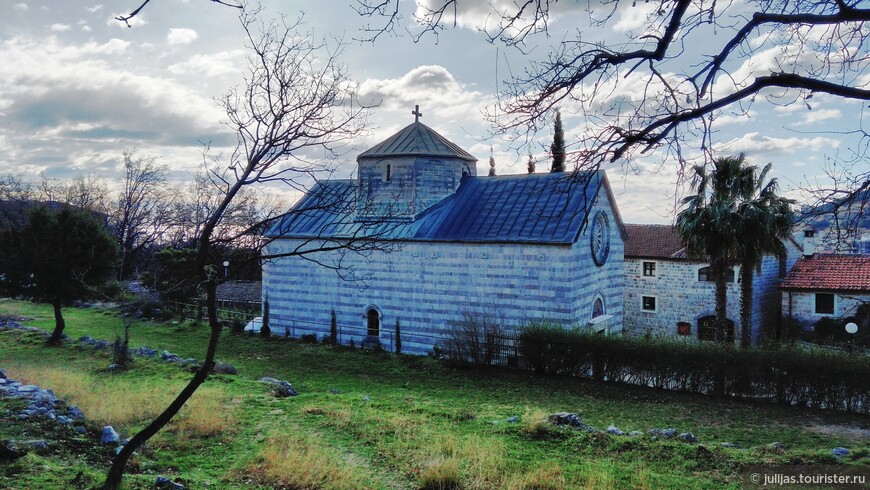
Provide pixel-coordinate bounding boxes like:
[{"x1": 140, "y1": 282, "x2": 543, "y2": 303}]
[{"x1": 262, "y1": 110, "x2": 625, "y2": 354}]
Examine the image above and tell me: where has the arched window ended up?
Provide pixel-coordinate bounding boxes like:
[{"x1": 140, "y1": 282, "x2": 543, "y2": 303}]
[
  {"x1": 698, "y1": 266, "x2": 735, "y2": 283},
  {"x1": 592, "y1": 297, "x2": 605, "y2": 319},
  {"x1": 385, "y1": 164, "x2": 391, "y2": 182},
  {"x1": 366, "y1": 308, "x2": 380, "y2": 337},
  {"x1": 697, "y1": 315, "x2": 735, "y2": 343}
]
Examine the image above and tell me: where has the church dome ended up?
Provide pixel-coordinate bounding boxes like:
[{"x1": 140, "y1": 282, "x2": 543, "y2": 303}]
[{"x1": 358, "y1": 121, "x2": 476, "y2": 162}]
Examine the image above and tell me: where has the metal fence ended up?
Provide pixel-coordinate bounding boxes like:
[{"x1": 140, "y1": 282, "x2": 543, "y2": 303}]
[
  {"x1": 252, "y1": 313, "x2": 521, "y2": 364},
  {"x1": 166, "y1": 301, "x2": 259, "y2": 325}
]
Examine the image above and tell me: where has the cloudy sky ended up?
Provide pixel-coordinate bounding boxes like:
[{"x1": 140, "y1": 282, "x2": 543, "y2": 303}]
[{"x1": 0, "y1": 1, "x2": 864, "y2": 223}]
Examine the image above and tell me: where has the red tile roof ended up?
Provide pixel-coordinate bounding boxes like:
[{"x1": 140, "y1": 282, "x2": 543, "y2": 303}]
[
  {"x1": 781, "y1": 254, "x2": 870, "y2": 291},
  {"x1": 624, "y1": 224, "x2": 686, "y2": 259}
]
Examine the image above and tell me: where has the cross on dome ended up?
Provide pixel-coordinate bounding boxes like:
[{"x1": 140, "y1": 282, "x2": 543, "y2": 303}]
[{"x1": 411, "y1": 104, "x2": 422, "y2": 123}]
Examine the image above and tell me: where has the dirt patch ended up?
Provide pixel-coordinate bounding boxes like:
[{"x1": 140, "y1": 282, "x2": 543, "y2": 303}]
[{"x1": 806, "y1": 424, "x2": 870, "y2": 440}]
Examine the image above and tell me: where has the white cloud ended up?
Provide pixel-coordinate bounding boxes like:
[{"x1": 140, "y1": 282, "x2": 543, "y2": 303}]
[
  {"x1": 718, "y1": 132, "x2": 839, "y2": 156},
  {"x1": 167, "y1": 28, "x2": 199, "y2": 45},
  {"x1": 0, "y1": 35, "x2": 229, "y2": 178},
  {"x1": 49, "y1": 23, "x2": 71, "y2": 32},
  {"x1": 358, "y1": 65, "x2": 486, "y2": 113},
  {"x1": 713, "y1": 110, "x2": 758, "y2": 126},
  {"x1": 87, "y1": 4, "x2": 103, "y2": 13},
  {"x1": 168, "y1": 49, "x2": 246, "y2": 77},
  {"x1": 798, "y1": 108, "x2": 841, "y2": 125},
  {"x1": 13, "y1": 3, "x2": 28, "y2": 11},
  {"x1": 612, "y1": 2, "x2": 659, "y2": 33},
  {"x1": 412, "y1": 0, "x2": 585, "y2": 37}
]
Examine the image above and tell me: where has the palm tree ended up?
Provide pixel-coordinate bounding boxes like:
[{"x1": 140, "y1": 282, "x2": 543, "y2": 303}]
[
  {"x1": 735, "y1": 164, "x2": 794, "y2": 347},
  {"x1": 676, "y1": 155, "x2": 751, "y2": 343}
]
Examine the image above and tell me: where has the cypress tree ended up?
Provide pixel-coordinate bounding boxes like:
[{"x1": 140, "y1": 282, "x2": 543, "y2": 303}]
[
  {"x1": 550, "y1": 110, "x2": 566, "y2": 172},
  {"x1": 260, "y1": 296, "x2": 271, "y2": 338},
  {"x1": 330, "y1": 309, "x2": 338, "y2": 345},
  {"x1": 488, "y1": 148, "x2": 496, "y2": 176}
]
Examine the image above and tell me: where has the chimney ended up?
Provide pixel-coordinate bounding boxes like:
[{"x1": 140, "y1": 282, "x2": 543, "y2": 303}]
[{"x1": 803, "y1": 228, "x2": 815, "y2": 258}]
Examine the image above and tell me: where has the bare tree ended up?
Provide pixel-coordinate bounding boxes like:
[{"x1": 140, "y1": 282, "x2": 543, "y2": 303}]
[
  {"x1": 101, "y1": 7, "x2": 376, "y2": 488},
  {"x1": 799, "y1": 154, "x2": 869, "y2": 252},
  {"x1": 34, "y1": 174, "x2": 109, "y2": 214},
  {"x1": 112, "y1": 150, "x2": 175, "y2": 279},
  {"x1": 359, "y1": 1, "x2": 870, "y2": 217},
  {"x1": 0, "y1": 175, "x2": 32, "y2": 202},
  {"x1": 116, "y1": 0, "x2": 242, "y2": 27}
]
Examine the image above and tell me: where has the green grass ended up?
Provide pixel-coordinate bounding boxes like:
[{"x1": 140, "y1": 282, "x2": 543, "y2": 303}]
[{"x1": 1, "y1": 297, "x2": 869, "y2": 489}]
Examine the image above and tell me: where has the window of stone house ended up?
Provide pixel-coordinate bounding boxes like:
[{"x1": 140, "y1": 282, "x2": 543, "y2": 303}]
[
  {"x1": 815, "y1": 293, "x2": 835, "y2": 315},
  {"x1": 698, "y1": 266, "x2": 735, "y2": 283},
  {"x1": 641, "y1": 295, "x2": 657, "y2": 312},
  {"x1": 385, "y1": 164, "x2": 392, "y2": 182},
  {"x1": 677, "y1": 321, "x2": 691, "y2": 336},
  {"x1": 642, "y1": 261, "x2": 656, "y2": 277}
]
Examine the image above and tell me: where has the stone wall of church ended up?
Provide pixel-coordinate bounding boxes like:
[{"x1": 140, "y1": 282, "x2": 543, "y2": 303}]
[
  {"x1": 413, "y1": 157, "x2": 472, "y2": 213},
  {"x1": 357, "y1": 156, "x2": 474, "y2": 219},
  {"x1": 623, "y1": 239, "x2": 800, "y2": 343},
  {"x1": 263, "y1": 192, "x2": 623, "y2": 355}
]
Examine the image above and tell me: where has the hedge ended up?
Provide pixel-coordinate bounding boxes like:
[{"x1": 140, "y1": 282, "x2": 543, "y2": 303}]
[{"x1": 518, "y1": 324, "x2": 870, "y2": 414}]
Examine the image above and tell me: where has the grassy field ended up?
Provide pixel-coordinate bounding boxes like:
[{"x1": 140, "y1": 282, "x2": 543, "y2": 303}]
[{"x1": 1, "y1": 297, "x2": 869, "y2": 489}]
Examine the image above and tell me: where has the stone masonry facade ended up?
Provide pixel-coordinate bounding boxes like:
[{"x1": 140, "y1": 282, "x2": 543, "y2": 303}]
[
  {"x1": 263, "y1": 193, "x2": 624, "y2": 355},
  {"x1": 624, "y1": 239, "x2": 801, "y2": 343},
  {"x1": 783, "y1": 291, "x2": 870, "y2": 330}
]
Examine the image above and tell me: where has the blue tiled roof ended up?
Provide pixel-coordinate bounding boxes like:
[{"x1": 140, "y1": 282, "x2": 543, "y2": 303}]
[
  {"x1": 358, "y1": 122, "x2": 477, "y2": 162},
  {"x1": 265, "y1": 171, "x2": 606, "y2": 245}
]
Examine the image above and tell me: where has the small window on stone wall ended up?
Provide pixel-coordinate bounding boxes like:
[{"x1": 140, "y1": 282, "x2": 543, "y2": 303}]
[
  {"x1": 642, "y1": 261, "x2": 656, "y2": 277},
  {"x1": 698, "y1": 266, "x2": 735, "y2": 283},
  {"x1": 677, "y1": 321, "x2": 691, "y2": 336},
  {"x1": 385, "y1": 164, "x2": 392, "y2": 182},
  {"x1": 815, "y1": 293, "x2": 835, "y2": 315},
  {"x1": 641, "y1": 296, "x2": 657, "y2": 312}
]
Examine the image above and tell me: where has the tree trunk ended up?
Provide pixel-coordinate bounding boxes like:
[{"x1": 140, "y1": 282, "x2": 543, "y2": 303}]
[
  {"x1": 46, "y1": 299, "x2": 66, "y2": 346},
  {"x1": 713, "y1": 270, "x2": 728, "y2": 397},
  {"x1": 714, "y1": 272, "x2": 728, "y2": 344},
  {"x1": 101, "y1": 280, "x2": 219, "y2": 490},
  {"x1": 739, "y1": 261, "x2": 753, "y2": 348}
]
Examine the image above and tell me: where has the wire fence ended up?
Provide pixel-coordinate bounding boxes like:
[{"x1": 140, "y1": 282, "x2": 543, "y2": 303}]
[
  {"x1": 245, "y1": 313, "x2": 521, "y2": 364},
  {"x1": 166, "y1": 301, "x2": 260, "y2": 326}
]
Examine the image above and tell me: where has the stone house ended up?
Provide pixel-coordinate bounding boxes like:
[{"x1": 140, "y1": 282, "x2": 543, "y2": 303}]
[
  {"x1": 781, "y1": 250, "x2": 870, "y2": 332},
  {"x1": 262, "y1": 117, "x2": 625, "y2": 354},
  {"x1": 622, "y1": 224, "x2": 802, "y2": 344}
]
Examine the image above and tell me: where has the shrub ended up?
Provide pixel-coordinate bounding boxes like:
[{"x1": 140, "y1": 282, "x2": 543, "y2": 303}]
[
  {"x1": 517, "y1": 323, "x2": 870, "y2": 414},
  {"x1": 444, "y1": 310, "x2": 507, "y2": 366},
  {"x1": 301, "y1": 333, "x2": 317, "y2": 344}
]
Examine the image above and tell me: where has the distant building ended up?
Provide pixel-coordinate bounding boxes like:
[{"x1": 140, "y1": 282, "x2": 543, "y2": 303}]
[
  {"x1": 622, "y1": 224, "x2": 802, "y2": 344},
  {"x1": 262, "y1": 115, "x2": 625, "y2": 354},
  {"x1": 781, "y1": 247, "x2": 870, "y2": 331}
]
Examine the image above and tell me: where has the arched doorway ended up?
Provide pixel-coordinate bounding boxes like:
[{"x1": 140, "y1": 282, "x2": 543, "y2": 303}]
[
  {"x1": 366, "y1": 308, "x2": 380, "y2": 337},
  {"x1": 697, "y1": 316, "x2": 735, "y2": 343}
]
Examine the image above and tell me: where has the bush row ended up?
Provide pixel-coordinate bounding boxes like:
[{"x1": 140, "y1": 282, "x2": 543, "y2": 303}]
[{"x1": 518, "y1": 324, "x2": 870, "y2": 414}]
